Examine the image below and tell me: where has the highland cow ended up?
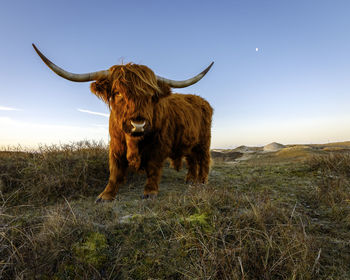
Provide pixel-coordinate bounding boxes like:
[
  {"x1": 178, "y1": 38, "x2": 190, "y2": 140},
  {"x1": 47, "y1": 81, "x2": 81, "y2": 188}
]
[{"x1": 33, "y1": 44, "x2": 213, "y2": 202}]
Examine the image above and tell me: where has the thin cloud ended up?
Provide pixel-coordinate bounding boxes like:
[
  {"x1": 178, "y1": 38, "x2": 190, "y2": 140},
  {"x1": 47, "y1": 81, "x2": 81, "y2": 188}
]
[
  {"x1": 0, "y1": 106, "x2": 21, "y2": 111},
  {"x1": 92, "y1": 124, "x2": 108, "y2": 128},
  {"x1": 77, "y1": 108, "x2": 109, "y2": 118},
  {"x1": 0, "y1": 117, "x2": 109, "y2": 148}
]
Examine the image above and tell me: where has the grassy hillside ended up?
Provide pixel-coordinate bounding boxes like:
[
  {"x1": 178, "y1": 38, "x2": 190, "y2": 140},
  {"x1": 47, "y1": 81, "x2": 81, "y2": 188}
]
[{"x1": 1, "y1": 142, "x2": 350, "y2": 279}]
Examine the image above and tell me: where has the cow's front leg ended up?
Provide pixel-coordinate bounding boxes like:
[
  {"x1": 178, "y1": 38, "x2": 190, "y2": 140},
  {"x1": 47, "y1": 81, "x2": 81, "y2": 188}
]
[
  {"x1": 125, "y1": 135, "x2": 141, "y2": 170},
  {"x1": 143, "y1": 161, "x2": 163, "y2": 199},
  {"x1": 96, "y1": 154, "x2": 127, "y2": 203}
]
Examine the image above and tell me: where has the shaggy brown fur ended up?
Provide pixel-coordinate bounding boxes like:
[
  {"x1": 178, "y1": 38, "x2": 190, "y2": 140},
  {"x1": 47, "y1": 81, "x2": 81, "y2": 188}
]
[{"x1": 91, "y1": 63, "x2": 213, "y2": 201}]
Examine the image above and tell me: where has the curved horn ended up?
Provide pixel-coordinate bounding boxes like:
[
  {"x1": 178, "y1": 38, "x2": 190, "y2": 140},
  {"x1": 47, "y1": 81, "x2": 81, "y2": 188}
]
[
  {"x1": 32, "y1": 44, "x2": 109, "y2": 82},
  {"x1": 156, "y1": 62, "x2": 214, "y2": 88}
]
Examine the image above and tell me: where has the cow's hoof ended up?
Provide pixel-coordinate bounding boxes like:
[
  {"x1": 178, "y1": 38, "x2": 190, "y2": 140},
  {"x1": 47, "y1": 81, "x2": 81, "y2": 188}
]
[
  {"x1": 95, "y1": 193, "x2": 115, "y2": 203},
  {"x1": 185, "y1": 178, "x2": 195, "y2": 185},
  {"x1": 141, "y1": 193, "x2": 158, "y2": 200},
  {"x1": 95, "y1": 197, "x2": 104, "y2": 203},
  {"x1": 95, "y1": 197, "x2": 115, "y2": 204}
]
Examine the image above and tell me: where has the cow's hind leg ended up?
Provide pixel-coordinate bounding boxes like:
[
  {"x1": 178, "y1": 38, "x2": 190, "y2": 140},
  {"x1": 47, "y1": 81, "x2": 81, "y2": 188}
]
[
  {"x1": 170, "y1": 157, "x2": 182, "y2": 171},
  {"x1": 185, "y1": 154, "x2": 198, "y2": 184},
  {"x1": 143, "y1": 161, "x2": 163, "y2": 199},
  {"x1": 186, "y1": 144, "x2": 210, "y2": 184},
  {"x1": 197, "y1": 147, "x2": 210, "y2": 184}
]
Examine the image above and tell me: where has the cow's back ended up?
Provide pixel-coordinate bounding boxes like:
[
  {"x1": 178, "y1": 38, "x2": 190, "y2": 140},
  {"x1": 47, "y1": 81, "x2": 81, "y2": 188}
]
[{"x1": 153, "y1": 93, "x2": 213, "y2": 157}]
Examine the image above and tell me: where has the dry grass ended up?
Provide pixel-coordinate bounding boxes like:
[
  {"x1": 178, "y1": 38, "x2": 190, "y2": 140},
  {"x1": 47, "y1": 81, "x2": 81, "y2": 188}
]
[
  {"x1": 0, "y1": 141, "x2": 109, "y2": 206},
  {"x1": 1, "y1": 143, "x2": 350, "y2": 279},
  {"x1": 308, "y1": 152, "x2": 350, "y2": 177},
  {"x1": 306, "y1": 152, "x2": 350, "y2": 221}
]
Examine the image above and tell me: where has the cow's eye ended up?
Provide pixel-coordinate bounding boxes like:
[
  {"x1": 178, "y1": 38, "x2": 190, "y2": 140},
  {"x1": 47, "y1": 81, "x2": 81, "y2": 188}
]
[{"x1": 114, "y1": 91, "x2": 122, "y2": 97}]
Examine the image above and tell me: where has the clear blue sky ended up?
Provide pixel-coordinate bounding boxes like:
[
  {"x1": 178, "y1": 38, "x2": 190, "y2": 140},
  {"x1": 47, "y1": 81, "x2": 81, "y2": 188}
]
[{"x1": 1, "y1": 0, "x2": 350, "y2": 148}]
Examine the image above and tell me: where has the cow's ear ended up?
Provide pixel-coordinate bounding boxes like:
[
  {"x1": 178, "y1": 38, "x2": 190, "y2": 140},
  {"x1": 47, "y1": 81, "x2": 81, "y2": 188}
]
[
  {"x1": 154, "y1": 81, "x2": 172, "y2": 102},
  {"x1": 90, "y1": 79, "x2": 112, "y2": 104}
]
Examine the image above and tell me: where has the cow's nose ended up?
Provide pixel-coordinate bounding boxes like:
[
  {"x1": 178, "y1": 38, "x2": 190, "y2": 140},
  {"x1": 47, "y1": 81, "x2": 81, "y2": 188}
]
[{"x1": 130, "y1": 120, "x2": 146, "y2": 133}]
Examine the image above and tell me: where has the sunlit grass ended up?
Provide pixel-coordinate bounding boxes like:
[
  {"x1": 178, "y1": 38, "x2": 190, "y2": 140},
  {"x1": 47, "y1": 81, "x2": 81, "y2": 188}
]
[{"x1": 1, "y1": 142, "x2": 350, "y2": 279}]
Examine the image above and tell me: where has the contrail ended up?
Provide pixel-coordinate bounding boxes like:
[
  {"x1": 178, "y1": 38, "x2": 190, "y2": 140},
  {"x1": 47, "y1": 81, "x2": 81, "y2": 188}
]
[{"x1": 77, "y1": 108, "x2": 109, "y2": 117}]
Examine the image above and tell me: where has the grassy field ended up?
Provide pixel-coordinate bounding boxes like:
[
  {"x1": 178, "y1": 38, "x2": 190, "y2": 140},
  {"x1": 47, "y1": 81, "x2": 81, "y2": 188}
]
[{"x1": 1, "y1": 142, "x2": 350, "y2": 279}]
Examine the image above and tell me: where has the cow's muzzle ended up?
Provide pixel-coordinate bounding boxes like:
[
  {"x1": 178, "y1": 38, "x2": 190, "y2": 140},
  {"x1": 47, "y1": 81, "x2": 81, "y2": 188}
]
[{"x1": 131, "y1": 120, "x2": 146, "y2": 133}]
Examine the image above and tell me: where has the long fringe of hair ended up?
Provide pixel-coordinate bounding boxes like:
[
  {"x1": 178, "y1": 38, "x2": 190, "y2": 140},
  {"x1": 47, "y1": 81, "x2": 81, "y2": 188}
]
[{"x1": 110, "y1": 63, "x2": 161, "y2": 99}]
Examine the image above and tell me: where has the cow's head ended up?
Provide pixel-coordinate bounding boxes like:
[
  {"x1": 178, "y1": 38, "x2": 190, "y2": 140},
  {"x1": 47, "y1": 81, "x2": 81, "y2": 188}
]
[
  {"x1": 32, "y1": 44, "x2": 213, "y2": 137},
  {"x1": 90, "y1": 64, "x2": 171, "y2": 136}
]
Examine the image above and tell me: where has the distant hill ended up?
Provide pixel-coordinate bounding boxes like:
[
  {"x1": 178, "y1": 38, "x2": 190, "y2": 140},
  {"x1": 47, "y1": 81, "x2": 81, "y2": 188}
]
[
  {"x1": 263, "y1": 142, "x2": 285, "y2": 152},
  {"x1": 211, "y1": 141, "x2": 350, "y2": 163}
]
